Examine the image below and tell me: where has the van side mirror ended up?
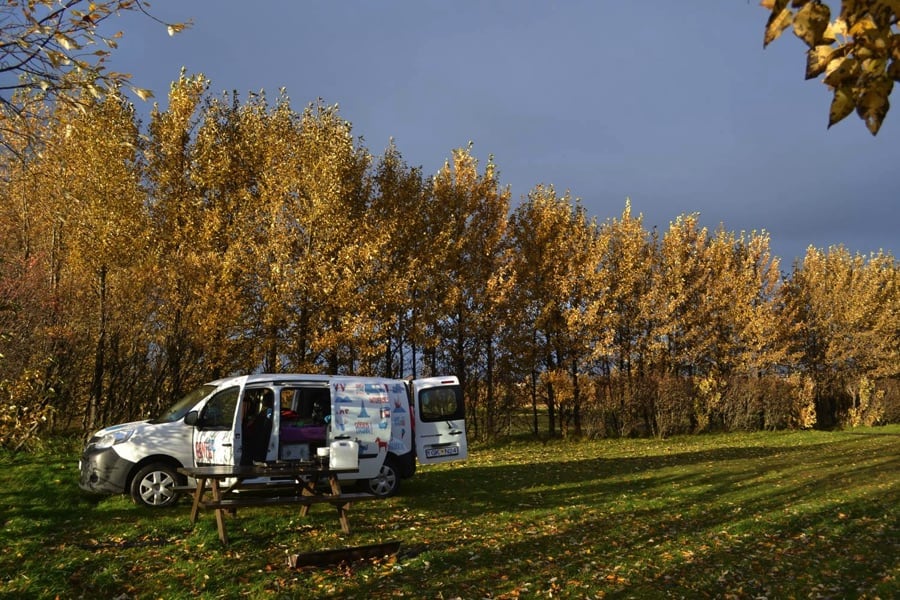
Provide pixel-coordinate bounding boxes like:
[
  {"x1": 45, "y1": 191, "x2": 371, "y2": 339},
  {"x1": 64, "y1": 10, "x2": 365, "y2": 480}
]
[{"x1": 184, "y1": 411, "x2": 199, "y2": 426}]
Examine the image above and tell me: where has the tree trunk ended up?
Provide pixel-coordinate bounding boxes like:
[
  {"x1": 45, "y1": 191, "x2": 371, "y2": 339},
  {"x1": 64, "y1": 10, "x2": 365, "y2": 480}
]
[
  {"x1": 546, "y1": 380, "x2": 556, "y2": 436},
  {"x1": 87, "y1": 265, "x2": 108, "y2": 431},
  {"x1": 485, "y1": 336, "x2": 495, "y2": 438},
  {"x1": 571, "y1": 357, "x2": 582, "y2": 437}
]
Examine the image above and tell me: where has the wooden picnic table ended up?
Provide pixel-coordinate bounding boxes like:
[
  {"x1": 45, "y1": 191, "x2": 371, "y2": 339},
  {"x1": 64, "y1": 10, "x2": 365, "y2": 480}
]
[{"x1": 177, "y1": 463, "x2": 376, "y2": 544}]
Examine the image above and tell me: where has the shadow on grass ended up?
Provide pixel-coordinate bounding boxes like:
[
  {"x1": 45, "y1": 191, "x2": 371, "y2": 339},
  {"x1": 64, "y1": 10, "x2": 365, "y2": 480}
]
[
  {"x1": 1, "y1": 432, "x2": 897, "y2": 598},
  {"x1": 340, "y1": 436, "x2": 899, "y2": 598}
]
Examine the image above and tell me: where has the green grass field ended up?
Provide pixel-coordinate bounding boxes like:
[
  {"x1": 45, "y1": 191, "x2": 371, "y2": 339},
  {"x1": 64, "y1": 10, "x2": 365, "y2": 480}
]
[{"x1": 1, "y1": 427, "x2": 897, "y2": 599}]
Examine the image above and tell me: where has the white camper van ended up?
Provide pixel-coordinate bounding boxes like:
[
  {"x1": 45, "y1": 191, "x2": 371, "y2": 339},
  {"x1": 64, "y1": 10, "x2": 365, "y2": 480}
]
[{"x1": 78, "y1": 374, "x2": 468, "y2": 507}]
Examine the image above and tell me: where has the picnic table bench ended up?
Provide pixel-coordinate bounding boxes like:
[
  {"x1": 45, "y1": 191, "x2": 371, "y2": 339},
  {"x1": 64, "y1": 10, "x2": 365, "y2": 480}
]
[{"x1": 177, "y1": 463, "x2": 377, "y2": 544}]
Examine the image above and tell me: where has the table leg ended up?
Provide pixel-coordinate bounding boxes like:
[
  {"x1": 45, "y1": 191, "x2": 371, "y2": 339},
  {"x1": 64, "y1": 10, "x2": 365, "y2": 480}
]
[
  {"x1": 189, "y1": 477, "x2": 206, "y2": 524},
  {"x1": 329, "y1": 474, "x2": 351, "y2": 534},
  {"x1": 298, "y1": 476, "x2": 316, "y2": 517},
  {"x1": 335, "y1": 500, "x2": 351, "y2": 534},
  {"x1": 327, "y1": 473, "x2": 342, "y2": 496},
  {"x1": 210, "y1": 478, "x2": 228, "y2": 545}
]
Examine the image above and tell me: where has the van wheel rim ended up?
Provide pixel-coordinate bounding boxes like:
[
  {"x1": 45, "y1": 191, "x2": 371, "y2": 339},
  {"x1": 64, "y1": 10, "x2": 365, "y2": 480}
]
[
  {"x1": 139, "y1": 471, "x2": 176, "y2": 505},
  {"x1": 369, "y1": 468, "x2": 397, "y2": 496}
]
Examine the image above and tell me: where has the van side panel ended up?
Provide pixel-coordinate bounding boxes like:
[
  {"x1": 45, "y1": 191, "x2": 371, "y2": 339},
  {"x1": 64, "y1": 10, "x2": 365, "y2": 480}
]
[{"x1": 330, "y1": 377, "x2": 393, "y2": 480}]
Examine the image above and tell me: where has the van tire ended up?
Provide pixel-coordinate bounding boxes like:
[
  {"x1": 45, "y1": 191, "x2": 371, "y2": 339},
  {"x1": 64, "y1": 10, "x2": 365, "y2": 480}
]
[
  {"x1": 365, "y1": 456, "x2": 400, "y2": 497},
  {"x1": 130, "y1": 463, "x2": 181, "y2": 508}
]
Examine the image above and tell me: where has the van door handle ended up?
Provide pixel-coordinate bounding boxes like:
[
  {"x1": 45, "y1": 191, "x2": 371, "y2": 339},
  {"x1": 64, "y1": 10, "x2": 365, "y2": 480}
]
[
  {"x1": 449, "y1": 430, "x2": 463, "y2": 436},
  {"x1": 222, "y1": 443, "x2": 232, "y2": 447}
]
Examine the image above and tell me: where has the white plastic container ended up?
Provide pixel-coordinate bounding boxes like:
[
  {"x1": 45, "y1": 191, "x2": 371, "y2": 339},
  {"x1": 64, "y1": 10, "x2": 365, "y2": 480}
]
[{"x1": 329, "y1": 440, "x2": 359, "y2": 470}]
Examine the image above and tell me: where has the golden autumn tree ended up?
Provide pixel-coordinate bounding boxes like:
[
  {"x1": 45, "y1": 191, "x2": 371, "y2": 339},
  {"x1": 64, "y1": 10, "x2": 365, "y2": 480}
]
[
  {"x1": 367, "y1": 141, "x2": 432, "y2": 377},
  {"x1": 690, "y1": 229, "x2": 780, "y2": 375},
  {"x1": 503, "y1": 185, "x2": 597, "y2": 437},
  {"x1": 780, "y1": 246, "x2": 898, "y2": 426},
  {"x1": 644, "y1": 216, "x2": 786, "y2": 434},
  {"x1": 214, "y1": 94, "x2": 380, "y2": 375},
  {"x1": 284, "y1": 101, "x2": 372, "y2": 373},
  {"x1": 863, "y1": 253, "x2": 900, "y2": 380},
  {"x1": 648, "y1": 215, "x2": 724, "y2": 433},
  {"x1": 198, "y1": 88, "x2": 307, "y2": 374},
  {"x1": 427, "y1": 146, "x2": 509, "y2": 434},
  {"x1": 144, "y1": 71, "x2": 211, "y2": 401},
  {"x1": 555, "y1": 199, "x2": 598, "y2": 438},
  {"x1": 589, "y1": 201, "x2": 657, "y2": 436},
  {"x1": 0, "y1": 107, "x2": 62, "y2": 448},
  {"x1": 649, "y1": 214, "x2": 715, "y2": 377},
  {"x1": 38, "y1": 90, "x2": 147, "y2": 429},
  {"x1": 183, "y1": 89, "x2": 280, "y2": 376},
  {"x1": 149, "y1": 87, "x2": 378, "y2": 382},
  {"x1": 762, "y1": 0, "x2": 899, "y2": 134},
  {"x1": 694, "y1": 228, "x2": 785, "y2": 431},
  {"x1": 725, "y1": 230, "x2": 785, "y2": 377},
  {"x1": 239, "y1": 91, "x2": 304, "y2": 373}
]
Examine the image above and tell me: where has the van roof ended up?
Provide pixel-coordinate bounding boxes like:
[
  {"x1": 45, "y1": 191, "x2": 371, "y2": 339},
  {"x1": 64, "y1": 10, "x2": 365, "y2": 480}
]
[{"x1": 206, "y1": 373, "x2": 407, "y2": 388}]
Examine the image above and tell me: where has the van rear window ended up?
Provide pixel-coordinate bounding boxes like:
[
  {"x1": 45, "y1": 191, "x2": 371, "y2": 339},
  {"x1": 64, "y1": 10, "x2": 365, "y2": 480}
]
[{"x1": 419, "y1": 386, "x2": 464, "y2": 422}]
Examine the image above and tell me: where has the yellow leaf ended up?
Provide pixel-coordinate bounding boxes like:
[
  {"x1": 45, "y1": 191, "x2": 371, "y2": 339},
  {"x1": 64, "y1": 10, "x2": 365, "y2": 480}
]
[
  {"x1": 806, "y1": 45, "x2": 834, "y2": 79},
  {"x1": 764, "y1": 7, "x2": 793, "y2": 47},
  {"x1": 131, "y1": 87, "x2": 154, "y2": 101},
  {"x1": 856, "y1": 77, "x2": 892, "y2": 135},
  {"x1": 848, "y1": 16, "x2": 876, "y2": 38},
  {"x1": 823, "y1": 56, "x2": 858, "y2": 87},
  {"x1": 821, "y1": 21, "x2": 838, "y2": 43},
  {"x1": 168, "y1": 23, "x2": 189, "y2": 36},
  {"x1": 792, "y1": 1, "x2": 831, "y2": 48},
  {"x1": 830, "y1": 18, "x2": 848, "y2": 37},
  {"x1": 54, "y1": 33, "x2": 77, "y2": 51},
  {"x1": 828, "y1": 87, "x2": 855, "y2": 128},
  {"x1": 861, "y1": 58, "x2": 887, "y2": 76}
]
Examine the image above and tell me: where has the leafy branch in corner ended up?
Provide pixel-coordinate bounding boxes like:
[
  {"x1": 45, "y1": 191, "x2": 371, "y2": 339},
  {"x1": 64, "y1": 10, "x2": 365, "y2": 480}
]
[
  {"x1": 0, "y1": 0, "x2": 190, "y2": 151},
  {"x1": 763, "y1": 0, "x2": 899, "y2": 134}
]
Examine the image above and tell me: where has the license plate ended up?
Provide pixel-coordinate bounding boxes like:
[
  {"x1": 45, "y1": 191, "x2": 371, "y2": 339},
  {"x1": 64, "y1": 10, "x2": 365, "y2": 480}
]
[{"x1": 425, "y1": 446, "x2": 459, "y2": 458}]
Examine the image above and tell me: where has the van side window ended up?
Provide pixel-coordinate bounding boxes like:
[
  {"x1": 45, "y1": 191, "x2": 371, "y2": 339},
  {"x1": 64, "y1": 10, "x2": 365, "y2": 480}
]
[
  {"x1": 419, "y1": 386, "x2": 464, "y2": 422},
  {"x1": 200, "y1": 386, "x2": 240, "y2": 430},
  {"x1": 279, "y1": 387, "x2": 328, "y2": 447}
]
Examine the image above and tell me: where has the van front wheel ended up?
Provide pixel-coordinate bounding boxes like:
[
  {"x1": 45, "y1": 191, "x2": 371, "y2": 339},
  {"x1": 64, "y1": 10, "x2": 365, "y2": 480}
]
[
  {"x1": 365, "y1": 456, "x2": 400, "y2": 497},
  {"x1": 130, "y1": 463, "x2": 180, "y2": 508}
]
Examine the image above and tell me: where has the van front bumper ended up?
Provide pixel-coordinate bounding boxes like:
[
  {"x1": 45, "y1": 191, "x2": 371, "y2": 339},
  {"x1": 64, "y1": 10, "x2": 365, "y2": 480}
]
[{"x1": 78, "y1": 447, "x2": 134, "y2": 495}]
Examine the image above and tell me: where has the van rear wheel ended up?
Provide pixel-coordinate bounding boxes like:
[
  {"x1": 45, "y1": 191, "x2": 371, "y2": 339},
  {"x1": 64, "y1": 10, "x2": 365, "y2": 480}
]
[
  {"x1": 365, "y1": 456, "x2": 400, "y2": 497},
  {"x1": 131, "y1": 463, "x2": 180, "y2": 508}
]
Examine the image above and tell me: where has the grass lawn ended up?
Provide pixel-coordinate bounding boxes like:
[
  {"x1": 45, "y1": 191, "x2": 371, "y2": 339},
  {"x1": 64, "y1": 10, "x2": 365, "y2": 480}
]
[{"x1": 1, "y1": 427, "x2": 897, "y2": 599}]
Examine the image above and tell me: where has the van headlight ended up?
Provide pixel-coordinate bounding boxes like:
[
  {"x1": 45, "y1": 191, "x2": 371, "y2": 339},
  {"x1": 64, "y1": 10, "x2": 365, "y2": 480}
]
[{"x1": 94, "y1": 429, "x2": 134, "y2": 449}]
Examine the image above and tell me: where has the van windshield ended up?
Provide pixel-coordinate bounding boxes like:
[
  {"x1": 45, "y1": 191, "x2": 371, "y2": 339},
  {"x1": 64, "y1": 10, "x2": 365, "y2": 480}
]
[{"x1": 149, "y1": 385, "x2": 218, "y2": 424}]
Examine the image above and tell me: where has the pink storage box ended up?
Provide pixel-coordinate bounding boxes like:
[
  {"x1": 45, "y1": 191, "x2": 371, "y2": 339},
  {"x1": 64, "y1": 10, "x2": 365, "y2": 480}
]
[{"x1": 280, "y1": 424, "x2": 326, "y2": 443}]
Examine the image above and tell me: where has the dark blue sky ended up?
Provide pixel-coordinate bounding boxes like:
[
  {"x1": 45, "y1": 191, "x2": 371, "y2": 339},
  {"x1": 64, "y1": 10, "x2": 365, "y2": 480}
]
[{"x1": 106, "y1": 1, "x2": 898, "y2": 267}]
